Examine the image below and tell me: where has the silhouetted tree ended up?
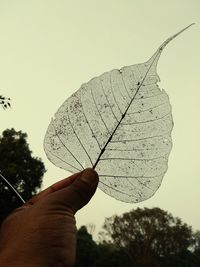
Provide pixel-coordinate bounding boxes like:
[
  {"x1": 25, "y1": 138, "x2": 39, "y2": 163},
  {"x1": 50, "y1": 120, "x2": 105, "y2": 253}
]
[
  {"x1": 0, "y1": 128, "x2": 46, "y2": 221},
  {"x1": 76, "y1": 226, "x2": 133, "y2": 267},
  {"x1": 0, "y1": 95, "x2": 11, "y2": 109},
  {"x1": 193, "y1": 231, "x2": 200, "y2": 264},
  {"x1": 101, "y1": 207, "x2": 194, "y2": 267},
  {"x1": 93, "y1": 243, "x2": 133, "y2": 267},
  {"x1": 160, "y1": 249, "x2": 200, "y2": 267},
  {"x1": 76, "y1": 226, "x2": 98, "y2": 267}
]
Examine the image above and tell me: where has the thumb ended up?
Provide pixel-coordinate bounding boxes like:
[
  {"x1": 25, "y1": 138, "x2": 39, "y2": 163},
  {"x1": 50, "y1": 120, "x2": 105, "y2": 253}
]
[{"x1": 45, "y1": 168, "x2": 99, "y2": 214}]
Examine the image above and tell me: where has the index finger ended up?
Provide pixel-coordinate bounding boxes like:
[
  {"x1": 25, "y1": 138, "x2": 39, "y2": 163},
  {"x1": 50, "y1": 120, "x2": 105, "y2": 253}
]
[{"x1": 25, "y1": 171, "x2": 83, "y2": 205}]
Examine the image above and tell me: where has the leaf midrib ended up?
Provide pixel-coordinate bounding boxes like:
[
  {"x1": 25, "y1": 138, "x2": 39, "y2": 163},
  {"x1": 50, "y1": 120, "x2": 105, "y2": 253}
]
[{"x1": 92, "y1": 52, "x2": 159, "y2": 169}]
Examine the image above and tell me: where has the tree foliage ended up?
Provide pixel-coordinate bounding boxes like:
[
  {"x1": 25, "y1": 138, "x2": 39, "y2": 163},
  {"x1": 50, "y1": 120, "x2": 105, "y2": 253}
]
[
  {"x1": 0, "y1": 128, "x2": 46, "y2": 221},
  {"x1": 0, "y1": 95, "x2": 11, "y2": 109},
  {"x1": 101, "y1": 207, "x2": 195, "y2": 267},
  {"x1": 93, "y1": 243, "x2": 133, "y2": 267},
  {"x1": 76, "y1": 226, "x2": 98, "y2": 267},
  {"x1": 76, "y1": 208, "x2": 200, "y2": 267},
  {"x1": 193, "y1": 231, "x2": 200, "y2": 264},
  {"x1": 76, "y1": 226, "x2": 132, "y2": 267}
]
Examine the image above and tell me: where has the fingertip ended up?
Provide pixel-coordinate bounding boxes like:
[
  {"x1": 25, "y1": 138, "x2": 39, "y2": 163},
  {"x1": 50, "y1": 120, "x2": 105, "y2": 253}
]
[{"x1": 79, "y1": 168, "x2": 99, "y2": 186}]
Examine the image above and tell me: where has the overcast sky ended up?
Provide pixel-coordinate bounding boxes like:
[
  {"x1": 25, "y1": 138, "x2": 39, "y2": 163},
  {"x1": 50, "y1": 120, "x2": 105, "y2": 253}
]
[{"x1": 0, "y1": 0, "x2": 199, "y2": 239}]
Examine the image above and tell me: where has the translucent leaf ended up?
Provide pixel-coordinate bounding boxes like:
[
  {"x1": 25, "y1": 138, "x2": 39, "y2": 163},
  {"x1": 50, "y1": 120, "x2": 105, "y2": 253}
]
[{"x1": 44, "y1": 24, "x2": 193, "y2": 203}]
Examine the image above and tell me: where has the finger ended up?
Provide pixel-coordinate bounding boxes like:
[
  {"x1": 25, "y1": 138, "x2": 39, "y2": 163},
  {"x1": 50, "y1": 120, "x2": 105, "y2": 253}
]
[
  {"x1": 44, "y1": 168, "x2": 99, "y2": 214},
  {"x1": 24, "y1": 171, "x2": 82, "y2": 206}
]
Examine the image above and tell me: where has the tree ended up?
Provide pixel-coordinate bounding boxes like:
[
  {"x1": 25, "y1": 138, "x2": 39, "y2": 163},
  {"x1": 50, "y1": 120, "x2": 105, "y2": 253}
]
[
  {"x1": 76, "y1": 226, "x2": 98, "y2": 267},
  {"x1": 0, "y1": 95, "x2": 11, "y2": 109},
  {"x1": 159, "y1": 249, "x2": 199, "y2": 267},
  {"x1": 193, "y1": 231, "x2": 200, "y2": 264},
  {"x1": 76, "y1": 226, "x2": 133, "y2": 267},
  {"x1": 101, "y1": 207, "x2": 194, "y2": 267},
  {"x1": 93, "y1": 243, "x2": 133, "y2": 267},
  {"x1": 193, "y1": 231, "x2": 200, "y2": 251},
  {"x1": 0, "y1": 128, "x2": 46, "y2": 221}
]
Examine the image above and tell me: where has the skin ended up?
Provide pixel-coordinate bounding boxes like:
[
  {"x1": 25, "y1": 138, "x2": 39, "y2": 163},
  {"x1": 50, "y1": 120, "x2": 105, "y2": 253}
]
[{"x1": 0, "y1": 168, "x2": 99, "y2": 267}]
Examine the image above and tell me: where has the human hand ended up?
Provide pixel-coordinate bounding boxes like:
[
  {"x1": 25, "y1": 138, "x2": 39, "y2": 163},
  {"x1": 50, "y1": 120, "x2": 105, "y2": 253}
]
[{"x1": 0, "y1": 168, "x2": 99, "y2": 267}]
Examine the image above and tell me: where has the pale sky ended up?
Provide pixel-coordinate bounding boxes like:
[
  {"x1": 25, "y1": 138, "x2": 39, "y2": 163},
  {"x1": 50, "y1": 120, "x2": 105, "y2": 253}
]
[{"x1": 0, "y1": 0, "x2": 199, "y2": 239}]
